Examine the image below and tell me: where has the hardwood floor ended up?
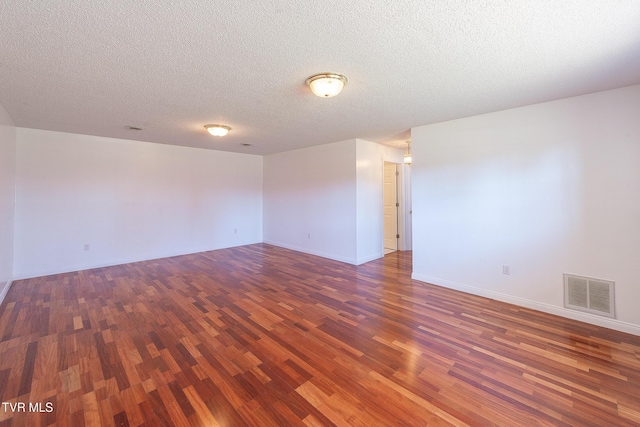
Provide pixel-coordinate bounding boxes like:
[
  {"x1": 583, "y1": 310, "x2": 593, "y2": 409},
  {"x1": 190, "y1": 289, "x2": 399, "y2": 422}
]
[{"x1": 1, "y1": 244, "x2": 639, "y2": 426}]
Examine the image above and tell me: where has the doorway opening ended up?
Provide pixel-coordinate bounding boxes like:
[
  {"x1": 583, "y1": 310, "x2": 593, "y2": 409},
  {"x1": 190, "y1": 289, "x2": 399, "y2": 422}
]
[{"x1": 383, "y1": 160, "x2": 412, "y2": 256}]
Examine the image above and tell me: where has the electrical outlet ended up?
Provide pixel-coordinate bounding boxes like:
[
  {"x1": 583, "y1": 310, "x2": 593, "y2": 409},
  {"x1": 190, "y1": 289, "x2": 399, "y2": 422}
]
[
  {"x1": 84, "y1": 244, "x2": 90, "y2": 251},
  {"x1": 234, "y1": 229, "x2": 237, "y2": 234},
  {"x1": 502, "y1": 265, "x2": 511, "y2": 275}
]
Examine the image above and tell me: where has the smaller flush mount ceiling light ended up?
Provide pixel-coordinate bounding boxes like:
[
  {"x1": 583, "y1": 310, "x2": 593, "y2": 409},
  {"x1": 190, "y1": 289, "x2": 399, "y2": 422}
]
[
  {"x1": 204, "y1": 124, "x2": 231, "y2": 137},
  {"x1": 404, "y1": 140, "x2": 412, "y2": 165},
  {"x1": 305, "y1": 73, "x2": 348, "y2": 98}
]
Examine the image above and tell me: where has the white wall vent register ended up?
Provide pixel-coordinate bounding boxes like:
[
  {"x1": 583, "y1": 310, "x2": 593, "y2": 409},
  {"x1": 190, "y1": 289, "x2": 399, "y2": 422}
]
[{"x1": 564, "y1": 274, "x2": 615, "y2": 318}]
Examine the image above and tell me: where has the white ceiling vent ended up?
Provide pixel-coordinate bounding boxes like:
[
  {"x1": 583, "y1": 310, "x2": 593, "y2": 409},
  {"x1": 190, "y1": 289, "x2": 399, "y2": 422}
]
[{"x1": 564, "y1": 274, "x2": 615, "y2": 318}]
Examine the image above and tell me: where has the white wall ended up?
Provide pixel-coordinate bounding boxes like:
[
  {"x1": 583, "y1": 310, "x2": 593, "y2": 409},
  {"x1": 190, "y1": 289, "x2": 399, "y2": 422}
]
[
  {"x1": 263, "y1": 138, "x2": 406, "y2": 265},
  {"x1": 355, "y1": 139, "x2": 405, "y2": 263},
  {"x1": 411, "y1": 85, "x2": 640, "y2": 334},
  {"x1": 0, "y1": 102, "x2": 16, "y2": 303},
  {"x1": 14, "y1": 128, "x2": 263, "y2": 278},
  {"x1": 263, "y1": 139, "x2": 358, "y2": 263}
]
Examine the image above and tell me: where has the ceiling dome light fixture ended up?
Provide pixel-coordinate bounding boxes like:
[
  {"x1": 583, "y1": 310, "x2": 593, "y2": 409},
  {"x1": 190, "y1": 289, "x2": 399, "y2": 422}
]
[
  {"x1": 204, "y1": 124, "x2": 231, "y2": 137},
  {"x1": 404, "y1": 140, "x2": 412, "y2": 165},
  {"x1": 305, "y1": 73, "x2": 348, "y2": 98}
]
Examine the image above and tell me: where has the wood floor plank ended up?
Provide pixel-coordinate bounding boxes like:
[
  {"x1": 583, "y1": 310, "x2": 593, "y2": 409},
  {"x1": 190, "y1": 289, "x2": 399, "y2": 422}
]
[{"x1": 1, "y1": 244, "x2": 639, "y2": 426}]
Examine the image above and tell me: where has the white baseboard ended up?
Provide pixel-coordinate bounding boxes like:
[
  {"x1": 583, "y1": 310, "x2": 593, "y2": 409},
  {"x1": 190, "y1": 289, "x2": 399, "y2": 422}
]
[
  {"x1": 412, "y1": 273, "x2": 640, "y2": 337},
  {"x1": 356, "y1": 252, "x2": 384, "y2": 265},
  {"x1": 0, "y1": 280, "x2": 12, "y2": 306},
  {"x1": 263, "y1": 240, "x2": 360, "y2": 265},
  {"x1": 263, "y1": 241, "x2": 383, "y2": 265},
  {"x1": 12, "y1": 241, "x2": 262, "y2": 280}
]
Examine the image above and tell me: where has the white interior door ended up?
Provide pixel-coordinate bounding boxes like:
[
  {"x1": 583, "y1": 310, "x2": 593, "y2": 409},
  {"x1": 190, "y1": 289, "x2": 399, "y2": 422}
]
[{"x1": 383, "y1": 162, "x2": 398, "y2": 251}]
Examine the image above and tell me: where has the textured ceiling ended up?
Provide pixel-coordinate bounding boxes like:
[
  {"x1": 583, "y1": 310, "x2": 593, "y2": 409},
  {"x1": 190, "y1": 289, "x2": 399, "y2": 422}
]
[{"x1": 1, "y1": 0, "x2": 639, "y2": 155}]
